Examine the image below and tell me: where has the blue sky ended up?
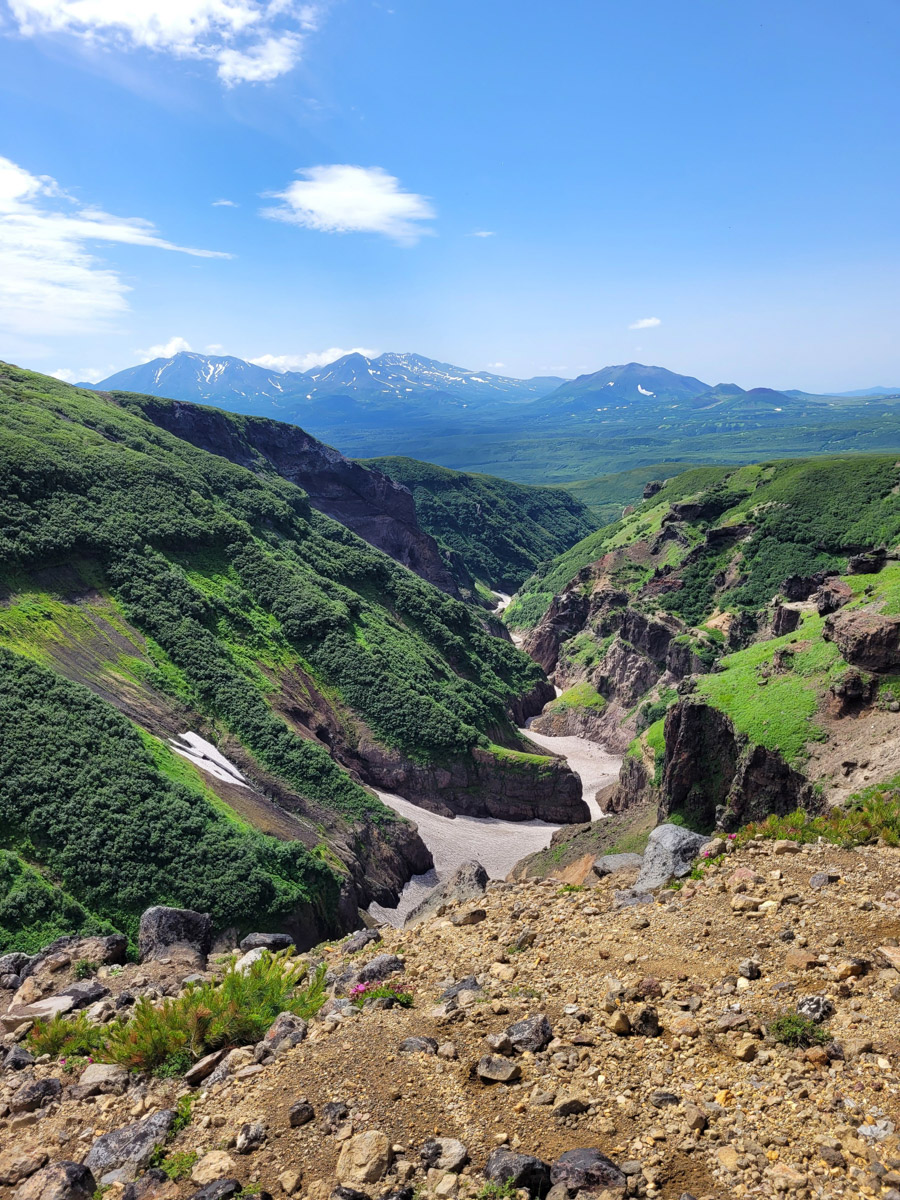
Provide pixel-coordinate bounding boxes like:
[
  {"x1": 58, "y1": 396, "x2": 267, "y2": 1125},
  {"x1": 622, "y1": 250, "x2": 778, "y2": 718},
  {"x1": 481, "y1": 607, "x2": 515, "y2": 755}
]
[{"x1": 1, "y1": 0, "x2": 898, "y2": 390}]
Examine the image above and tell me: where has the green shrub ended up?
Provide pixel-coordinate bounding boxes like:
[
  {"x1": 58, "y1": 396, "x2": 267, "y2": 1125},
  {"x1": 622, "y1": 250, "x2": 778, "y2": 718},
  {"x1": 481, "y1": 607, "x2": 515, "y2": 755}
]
[
  {"x1": 28, "y1": 950, "x2": 327, "y2": 1073},
  {"x1": 73, "y1": 959, "x2": 98, "y2": 980},
  {"x1": 156, "y1": 1152, "x2": 198, "y2": 1182},
  {"x1": 768, "y1": 1011, "x2": 829, "y2": 1048}
]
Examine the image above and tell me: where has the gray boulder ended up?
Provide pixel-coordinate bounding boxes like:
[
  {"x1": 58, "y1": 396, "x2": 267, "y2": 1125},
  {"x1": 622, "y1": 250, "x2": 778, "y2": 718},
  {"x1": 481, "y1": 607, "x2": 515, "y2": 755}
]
[
  {"x1": 505, "y1": 1014, "x2": 553, "y2": 1054},
  {"x1": 12, "y1": 1161, "x2": 96, "y2": 1200},
  {"x1": 0, "y1": 952, "x2": 32, "y2": 978},
  {"x1": 484, "y1": 1149, "x2": 550, "y2": 1197},
  {"x1": 11, "y1": 1078, "x2": 62, "y2": 1113},
  {"x1": 399, "y1": 1037, "x2": 437, "y2": 1054},
  {"x1": 59, "y1": 980, "x2": 109, "y2": 1009},
  {"x1": 84, "y1": 1110, "x2": 176, "y2": 1181},
  {"x1": 404, "y1": 861, "x2": 488, "y2": 927},
  {"x1": 263, "y1": 1012, "x2": 308, "y2": 1052},
  {"x1": 634, "y1": 825, "x2": 711, "y2": 891},
  {"x1": 238, "y1": 933, "x2": 295, "y2": 954},
  {"x1": 593, "y1": 853, "x2": 644, "y2": 878},
  {"x1": 138, "y1": 907, "x2": 212, "y2": 964},
  {"x1": 343, "y1": 928, "x2": 381, "y2": 955},
  {"x1": 4, "y1": 1044, "x2": 35, "y2": 1071},
  {"x1": 355, "y1": 954, "x2": 404, "y2": 984},
  {"x1": 420, "y1": 1139, "x2": 468, "y2": 1173}
]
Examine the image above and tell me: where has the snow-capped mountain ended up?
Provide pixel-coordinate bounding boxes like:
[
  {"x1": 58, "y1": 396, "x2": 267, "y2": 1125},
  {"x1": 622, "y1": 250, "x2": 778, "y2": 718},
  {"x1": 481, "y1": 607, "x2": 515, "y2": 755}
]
[
  {"x1": 82, "y1": 351, "x2": 567, "y2": 415},
  {"x1": 82, "y1": 352, "x2": 299, "y2": 413}
]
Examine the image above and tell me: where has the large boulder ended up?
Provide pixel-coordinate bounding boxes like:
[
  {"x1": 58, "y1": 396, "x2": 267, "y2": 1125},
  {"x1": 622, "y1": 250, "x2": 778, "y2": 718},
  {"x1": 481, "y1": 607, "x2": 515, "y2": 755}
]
[
  {"x1": 335, "y1": 1131, "x2": 391, "y2": 1186},
  {"x1": 404, "y1": 861, "x2": 488, "y2": 927},
  {"x1": 12, "y1": 1162, "x2": 96, "y2": 1200},
  {"x1": 814, "y1": 579, "x2": 853, "y2": 616},
  {"x1": 824, "y1": 610, "x2": 900, "y2": 673},
  {"x1": 593, "y1": 852, "x2": 644, "y2": 878},
  {"x1": 84, "y1": 1110, "x2": 176, "y2": 1181},
  {"x1": 634, "y1": 824, "x2": 710, "y2": 891},
  {"x1": 138, "y1": 907, "x2": 212, "y2": 965}
]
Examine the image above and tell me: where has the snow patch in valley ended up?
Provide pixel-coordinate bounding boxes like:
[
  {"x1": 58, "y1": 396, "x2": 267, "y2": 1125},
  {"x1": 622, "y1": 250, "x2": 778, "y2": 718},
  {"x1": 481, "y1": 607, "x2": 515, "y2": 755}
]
[
  {"x1": 637, "y1": 384, "x2": 655, "y2": 396},
  {"x1": 168, "y1": 732, "x2": 249, "y2": 788}
]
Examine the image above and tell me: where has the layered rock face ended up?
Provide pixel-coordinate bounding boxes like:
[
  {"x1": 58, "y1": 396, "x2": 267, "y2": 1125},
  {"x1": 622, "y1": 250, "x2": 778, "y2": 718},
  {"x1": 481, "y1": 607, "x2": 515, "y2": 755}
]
[{"x1": 125, "y1": 397, "x2": 461, "y2": 596}]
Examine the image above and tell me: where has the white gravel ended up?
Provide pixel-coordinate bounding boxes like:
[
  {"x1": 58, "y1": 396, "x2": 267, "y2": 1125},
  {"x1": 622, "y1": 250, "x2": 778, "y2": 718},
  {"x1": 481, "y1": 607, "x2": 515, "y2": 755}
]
[{"x1": 369, "y1": 729, "x2": 622, "y2": 926}]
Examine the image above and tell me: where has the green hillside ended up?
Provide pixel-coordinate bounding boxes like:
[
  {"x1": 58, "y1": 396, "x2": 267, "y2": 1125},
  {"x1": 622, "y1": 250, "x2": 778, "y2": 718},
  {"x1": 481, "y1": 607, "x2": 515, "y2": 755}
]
[
  {"x1": 506, "y1": 457, "x2": 900, "y2": 630},
  {"x1": 359, "y1": 455, "x2": 596, "y2": 593},
  {"x1": 0, "y1": 363, "x2": 556, "y2": 951}
]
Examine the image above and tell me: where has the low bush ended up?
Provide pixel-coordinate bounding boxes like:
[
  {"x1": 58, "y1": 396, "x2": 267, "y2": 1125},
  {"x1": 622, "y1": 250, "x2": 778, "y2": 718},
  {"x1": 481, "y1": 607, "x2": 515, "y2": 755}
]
[
  {"x1": 349, "y1": 981, "x2": 413, "y2": 1009},
  {"x1": 768, "y1": 1011, "x2": 830, "y2": 1048},
  {"x1": 28, "y1": 950, "x2": 326, "y2": 1073}
]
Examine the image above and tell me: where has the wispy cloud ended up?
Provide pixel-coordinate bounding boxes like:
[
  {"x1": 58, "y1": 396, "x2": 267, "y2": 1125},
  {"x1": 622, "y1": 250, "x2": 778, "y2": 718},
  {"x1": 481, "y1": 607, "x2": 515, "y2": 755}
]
[
  {"x1": 137, "y1": 336, "x2": 193, "y2": 361},
  {"x1": 469, "y1": 230, "x2": 495, "y2": 238},
  {"x1": 250, "y1": 347, "x2": 381, "y2": 372},
  {"x1": 262, "y1": 165, "x2": 435, "y2": 245},
  {"x1": 5, "y1": 0, "x2": 322, "y2": 86},
  {"x1": 0, "y1": 156, "x2": 228, "y2": 336},
  {"x1": 51, "y1": 365, "x2": 115, "y2": 383},
  {"x1": 212, "y1": 199, "x2": 238, "y2": 207},
  {"x1": 628, "y1": 316, "x2": 661, "y2": 330}
]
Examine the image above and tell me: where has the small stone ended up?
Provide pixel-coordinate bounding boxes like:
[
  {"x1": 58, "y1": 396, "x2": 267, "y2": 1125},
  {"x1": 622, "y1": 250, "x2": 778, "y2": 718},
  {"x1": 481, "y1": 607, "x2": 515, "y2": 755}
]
[
  {"x1": 733, "y1": 1036, "x2": 758, "y2": 1062},
  {"x1": 190, "y1": 1153, "x2": 237, "y2": 1186},
  {"x1": 288, "y1": 1101, "x2": 315, "y2": 1128},
  {"x1": 477, "y1": 1056, "x2": 521, "y2": 1083},
  {"x1": 0, "y1": 1148, "x2": 50, "y2": 1187},
  {"x1": 335, "y1": 1131, "x2": 391, "y2": 1186},
  {"x1": 398, "y1": 1037, "x2": 437, "y2": 1055},
  {"x1": 420, "y1": 1139, "x2": 469, "y2": 1173},
  {"x1": 483, "y1": 1149, "x2": 550, "y2": 1197},
  {"x1": 450, "y1": 909, "x2": 486, "y2": 927},
  {"x1": 607, "y1": 1010, "x2": 632, "y2": 1036},
  {"x1": 277, "y1": 1171, "x2": 302, "y2": 1196},
  {"x1": 12, "y1": 1161, "x2": 96, "y2": 1200},
  {"x1": 552, "y1": 1093, "x2": 589, "y2": 1117},
  {"x1": 505, "y1": 1014, "x2": 553, "y2": 1053},
  {"x1": 550, "y1": 1148, "x2": 627, "y2": 1195},
  {"x1": 235, "y1": 1121, "x2": 267, "y2": 1154}
]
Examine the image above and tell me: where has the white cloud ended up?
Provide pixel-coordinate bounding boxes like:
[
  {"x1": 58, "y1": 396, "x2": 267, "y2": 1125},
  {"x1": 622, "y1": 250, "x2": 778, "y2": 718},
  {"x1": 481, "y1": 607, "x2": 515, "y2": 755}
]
[
  {"x1": 470, "y1": 230, "x2": 495, "y2": 238},
  {"x1": 138, "y1": 336, "x2": 193, "y2": 360},
  {"x1": 6, "y1": 0, "x2": 322, "y2": 85},
  {"x1": 263, "y1": 165, "x2": 435, "y2": 245},
  {"x1": 51, "y1": 365, "x2": 116, "y2": 383},
  {"x1": 628, "y1": 316, "x2": 661, "y2": 330},
  {"x1": 249, "y1": 346, "x2": 380, "y2": 372},
  {"x1": 486, "y1": 362, "x2": 506, "y2": 371},
  {"x1": 205, "y1": 342, "x2": 225, "y2": 352},
  {"x1": 212, "y1": 199, "x2": 238, "y2": 207},
  {"x1": 0, "y1": 156, "x2": 228, "y2": 336}
]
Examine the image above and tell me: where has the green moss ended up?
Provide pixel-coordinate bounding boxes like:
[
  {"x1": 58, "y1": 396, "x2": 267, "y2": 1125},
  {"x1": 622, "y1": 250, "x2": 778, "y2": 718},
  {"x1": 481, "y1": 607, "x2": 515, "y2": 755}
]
[{"x1": 547, "y1": 681, "x2": 606, "y2": 713}]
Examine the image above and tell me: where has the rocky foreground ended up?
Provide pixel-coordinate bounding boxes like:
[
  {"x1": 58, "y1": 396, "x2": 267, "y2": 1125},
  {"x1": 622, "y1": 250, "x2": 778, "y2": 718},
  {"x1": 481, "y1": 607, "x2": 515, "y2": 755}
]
[{"x1": 3, "y1": 833, "x2": 900, "y2": 1200}]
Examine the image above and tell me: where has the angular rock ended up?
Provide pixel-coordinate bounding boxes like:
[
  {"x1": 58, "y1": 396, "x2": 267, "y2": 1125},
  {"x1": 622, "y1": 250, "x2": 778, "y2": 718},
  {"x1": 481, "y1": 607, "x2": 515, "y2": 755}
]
[
  {"x1": 4, "y1": 1044, "x2": 36, "y2": 1071},
  {"x1": 399, "y1": 1037, "x2": 437, "y2": 1054},
  {"x1": 321, "y1": 1101, "x2": 350, "y2": 1132},
  {"x1": 263, "y1": 1012, "x2": 308, "y2": 1052},
  {"x1": 484, "y1": 1149, "x2": 551, "y2": 1198},
  {"x1": 235, "y1": 1122, "x2": 267, "y2": 1154},
  {"x1": 550, "y1": 1149, "x2": 626, "y2": 1196},
  {"x1": 824, "y1": 610, "x2": 900, "y2": 673},
  {"x1": 59, "y1": 980, "x2": 109, "y2": 1009},
  {"x1": 404, "y1": 861, "x2": 488, "y2": 927},
  {"x1": 12, "y1": 1162, "x2": 96, "y2": 1200},
  {"x1": 122, "y1": 1168, "x2": 176, "y2": 1200},
  {"x1": 343, "y1": 928, "x2": 382, "y2": 955},
  {"x1": 355, "y1": 954, "x2": 404, "y2": 984},
  {"x1": 0, "y1": 1149, "x2": 49, "y2": 1188},
  {"x1": 289, "y1": 1100, "x2": 315, "y2": 1128},
  {"x1": 0, "y1": 951, "x2": 32, "y2": 977},
  {"x1": 138, "y1": 906, "x2": 212, "y2": 964},
  {"x1": 450, "y1": 909, "x2": 486, "y2": 927},
  {"x1": 11, "y1": 1078, "x2": 62, "y2": 1113},
  {"x1": 635, "y1": 825, "x2": 711, "y2": 891},
  {"x1": 476, "y1": 1056, "x2": 521, "y2": 1083},
  {"x1": 191, "y1": 1153, "x2": 237, "y2": 1186},
  {"x1": 630, "y1": 1005, "x2": 661, "y2": 1037},
  {"x1": 335, "y1": 1131, "x2": 391, "y2": 1186},
  {"x1": 84, "y1": 1110, "x2": 176, "y2": 1179},
  {"x1": 79, "y1": 1063, "x2": 128, "y2": 1093},
  {"x1": 797, "y1": 995, "x2": 834, "y2": 1023},
  {"x1": 593, "y1": 853, "x2": 644, "y2": 878},
  {"x1": 505, "y1": 1013, "x2": 553, "y2": 1053},
  {"x1": 2, "y1": 995, "x2": 75, "y2": 1031},
  {"x1": 189, "y1": 1182, "x2": 242, "y2": 1200},
  {"x1": 553, "y1": 1093, "x2": 589, "y2": 1117},
  {"x1": 238, "y1": 933, "x2": 295, "y2": 953},
  {"x1": 420, "y1": 1140, "x2": 468, "y2": 1173},
  {"x1": 183, "y1": 1049, "x2": 229, "y2": 1087}
]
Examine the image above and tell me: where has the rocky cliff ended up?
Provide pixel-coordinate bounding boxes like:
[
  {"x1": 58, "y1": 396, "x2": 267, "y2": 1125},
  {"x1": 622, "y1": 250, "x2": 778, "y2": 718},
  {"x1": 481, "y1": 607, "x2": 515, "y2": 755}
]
[{"x1": 116, "y1": 395, "x2": 462, "y2": 597}]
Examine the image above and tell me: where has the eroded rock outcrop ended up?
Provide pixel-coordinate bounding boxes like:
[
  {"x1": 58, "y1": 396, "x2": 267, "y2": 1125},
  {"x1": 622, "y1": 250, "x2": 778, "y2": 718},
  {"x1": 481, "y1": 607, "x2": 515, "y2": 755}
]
[
  {"x1": 127, "y1": 398, "x2": 461, "y2": 596},
  {"x1": 824, "y1": 609, "x2": 900, "y2": 672}
]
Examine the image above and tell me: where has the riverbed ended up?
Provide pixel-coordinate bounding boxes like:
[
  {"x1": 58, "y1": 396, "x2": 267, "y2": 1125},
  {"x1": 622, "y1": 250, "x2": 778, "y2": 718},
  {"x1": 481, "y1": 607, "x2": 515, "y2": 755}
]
[{"x1": 369, "y1": 725, "x2": 622, "y2": 926}]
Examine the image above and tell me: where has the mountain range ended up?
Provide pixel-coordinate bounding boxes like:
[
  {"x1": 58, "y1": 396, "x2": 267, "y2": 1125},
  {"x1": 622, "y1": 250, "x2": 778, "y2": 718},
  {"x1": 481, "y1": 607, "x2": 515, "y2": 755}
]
[{"x1": 83, "y1": 352, "x2": 900, "y2": 500}]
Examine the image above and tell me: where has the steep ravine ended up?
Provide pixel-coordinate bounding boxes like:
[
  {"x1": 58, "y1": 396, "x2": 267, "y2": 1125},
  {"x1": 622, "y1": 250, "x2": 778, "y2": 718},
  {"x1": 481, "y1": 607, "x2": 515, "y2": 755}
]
[{"x1": 370, "y1": 723, "x2": 622, "y2": 925}]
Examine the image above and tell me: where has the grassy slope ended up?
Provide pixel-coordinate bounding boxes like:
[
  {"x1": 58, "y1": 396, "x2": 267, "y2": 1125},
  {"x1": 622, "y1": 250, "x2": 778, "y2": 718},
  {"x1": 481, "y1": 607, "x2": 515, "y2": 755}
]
[
  {"x1": 358, "y1": 456, "x2": 596, "y2": 592},
  {"x1": 506, "y1": 457, "x2": 900, "y2": 630},
  {"x1": 0, "y1": 363, "x2": 554, "y2": 949}
]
